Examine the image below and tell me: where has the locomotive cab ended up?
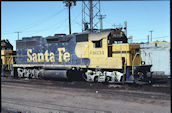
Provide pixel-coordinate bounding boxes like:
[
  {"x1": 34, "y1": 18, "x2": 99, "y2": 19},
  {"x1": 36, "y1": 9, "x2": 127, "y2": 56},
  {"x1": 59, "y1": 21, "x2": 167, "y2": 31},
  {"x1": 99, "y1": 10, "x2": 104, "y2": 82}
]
[
  {"x1": 75, "y1": 28, "x2": 152, "y2": 83},
  {"x1": 107, "y1": 29, "x2": 152, "y2": 83}
]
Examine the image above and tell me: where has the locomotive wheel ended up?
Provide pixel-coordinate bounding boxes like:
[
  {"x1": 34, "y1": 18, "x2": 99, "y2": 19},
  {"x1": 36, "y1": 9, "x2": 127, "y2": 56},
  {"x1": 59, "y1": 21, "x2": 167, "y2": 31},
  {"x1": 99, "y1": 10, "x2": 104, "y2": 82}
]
[
  {"x1": 94, "y1": 76, "x2": 98, "y2": 83},
  {"x1": 67, "y1": 70, "x2": 73, "y2": 82},
  {"x1": 134, "y1": 72, "x2": 144, "y2": 82},
  {"x1": 105, "y1": 76, "x2": 110, "y2": 83},
  {"x1": 81, "y1": 73, "x2": 87, "y2": 81},
  {"x1": 29, "y1": 72, "x2": 33, "y2": 79}
]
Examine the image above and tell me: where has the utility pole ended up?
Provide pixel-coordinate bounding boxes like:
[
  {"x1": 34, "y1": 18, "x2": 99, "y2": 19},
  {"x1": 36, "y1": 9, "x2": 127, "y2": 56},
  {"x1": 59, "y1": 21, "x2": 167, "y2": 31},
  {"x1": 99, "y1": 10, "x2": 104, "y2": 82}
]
[
  {"x1": 149, "y1": 30, "x2": 153, "y2": 42},
  {"x1": 128, "y1": 36, "x2": 133, "y2": 43},
  {"x1": 124, "y1": 21, "x2": 127, "y2": 37},
  {"x1": 64, "y1": 0, "x2": 76, "y2": 34},
  {"x1": 98, "y1": 14, "x2": 106, "y2": 31},
  {"x1": 15, "y1": 32, "x2": 21, "y2": 40},
  {"x1": 147, "y1": 35, "x2": 149, "y2": 43}
]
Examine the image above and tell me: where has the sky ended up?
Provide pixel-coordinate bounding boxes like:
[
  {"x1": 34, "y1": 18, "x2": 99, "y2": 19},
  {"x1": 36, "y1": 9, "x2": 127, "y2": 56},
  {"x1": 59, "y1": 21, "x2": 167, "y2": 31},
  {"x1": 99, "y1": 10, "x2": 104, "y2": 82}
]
[{"x1": 1, "y1": 1, "x2": 170, "y2": 50}]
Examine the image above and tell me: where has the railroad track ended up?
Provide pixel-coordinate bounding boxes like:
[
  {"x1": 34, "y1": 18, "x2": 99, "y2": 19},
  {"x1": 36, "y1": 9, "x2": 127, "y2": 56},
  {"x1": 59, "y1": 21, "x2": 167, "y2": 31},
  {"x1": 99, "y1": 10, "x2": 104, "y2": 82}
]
[
  {"x1": 2, "y1": 77, "x2": 170, "y2": 100},
  {"x1": 2, "y1": 77, "x2": 170, "y2": 113},
  {"x1": 1, "y1": 77, "x2": 170, "y2": 91}
]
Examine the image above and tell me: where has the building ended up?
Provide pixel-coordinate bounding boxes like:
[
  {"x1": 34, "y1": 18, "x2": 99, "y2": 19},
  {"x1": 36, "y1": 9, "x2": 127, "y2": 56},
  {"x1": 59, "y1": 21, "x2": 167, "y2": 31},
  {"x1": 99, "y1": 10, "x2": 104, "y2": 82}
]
[{"x1": 140, "y1": 41, "x2": 170, "y2": 76}]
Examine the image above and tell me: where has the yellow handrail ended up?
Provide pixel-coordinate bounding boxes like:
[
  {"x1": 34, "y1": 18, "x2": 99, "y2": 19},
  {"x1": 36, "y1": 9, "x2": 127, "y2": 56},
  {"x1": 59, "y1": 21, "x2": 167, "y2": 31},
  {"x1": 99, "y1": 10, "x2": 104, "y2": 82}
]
[
  {"x1": 132, "y1": 52, "x2": 140, "y2": 75},
  {"x1": 124, "y1": 61, "x2": 126, "y2": 74},
  {"x1": 6, "y1": 55, "x2": 13, "y2": 70}
]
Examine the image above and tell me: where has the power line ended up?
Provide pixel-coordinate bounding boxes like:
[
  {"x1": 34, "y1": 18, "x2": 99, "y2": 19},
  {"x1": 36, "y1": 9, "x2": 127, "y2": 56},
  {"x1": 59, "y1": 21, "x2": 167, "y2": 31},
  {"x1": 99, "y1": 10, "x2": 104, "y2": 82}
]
[
  {"x1": 4, "y1": 16, "x2": 69, "y2": 37},
  {"x1": 23, "y1": 8, "x2": 66, "y2": 32},
  {"x1": 24, "y1": 17, "x2": 69, "y2": 37},
  {"x1": 50, "y1": 17, "x2": 69, "y2": 35},
  {"x1": 3, "y1": 8, "x2": 67, "y2": 37},
  {"x1": 14, "y1": 8, "x2": 66, "y2": 33},
  {"x1": 152, "y1": 36, "x2": 169, "y2": 39},
  {"x1": 72, "y1": 13, "x2": 82, "y2": 27},
  {"x1": 50, "y1": 7, "x2": 69, "y2": 35},
  {"x1": 3, "y1": 8, "x2": 66, "y2": 36},
  {"x1": 133, "y1": 36, "x2": 169, "y2": 43},
  {"x1": 103, "y1": 19, "x2": 113, "y2": 28},
  {"x1": 139, "y1": 36, "x2": 169, "y2": 40}
]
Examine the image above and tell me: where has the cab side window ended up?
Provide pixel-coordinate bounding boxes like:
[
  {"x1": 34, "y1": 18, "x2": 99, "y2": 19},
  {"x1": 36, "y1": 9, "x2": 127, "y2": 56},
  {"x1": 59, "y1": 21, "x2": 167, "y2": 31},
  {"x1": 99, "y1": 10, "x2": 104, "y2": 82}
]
[{"x1": 93, "y1": 40, "x2": 102, "y2": 48}]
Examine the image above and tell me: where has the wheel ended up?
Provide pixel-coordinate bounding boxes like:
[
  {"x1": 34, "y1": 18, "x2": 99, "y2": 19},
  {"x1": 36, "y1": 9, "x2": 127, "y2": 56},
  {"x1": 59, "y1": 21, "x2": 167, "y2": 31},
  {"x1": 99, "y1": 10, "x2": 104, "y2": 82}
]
[
  {"x1": 105, "y1": 76, "x2": 110, "y2": 82},
  {"x1": 81, "y1": 73, "x2": 87, "y2": 81},
  {"x1": 67, "y1": 70, "x2": 73, "y2": 82},
  {"x1": 29, "y1": 72, "x2": 33, "y2": 79},
  {"x1": 94, "y1": 76, "x2": 98, "y2": 83},
  {"x1": 104, "y1": 76, "x2": 110, "y2": 85},
  {"x1": 17, "y1": 68, "x2": 23, "y2": 78},
  {"x1": 134, "y1": 72, "x2": 144, "y2": 82}
]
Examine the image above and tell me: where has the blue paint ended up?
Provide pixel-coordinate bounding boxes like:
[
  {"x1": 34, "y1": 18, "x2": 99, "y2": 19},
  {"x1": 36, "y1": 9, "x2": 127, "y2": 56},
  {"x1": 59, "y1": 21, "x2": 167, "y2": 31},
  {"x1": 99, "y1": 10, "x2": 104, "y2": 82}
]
[
  {"x1": 122, "y1": 65, "x2": 151, "y2": 81},
  {"x1": 16, "y1": 34, "x2": 90, "y2": 66},
  {"x1": 122, "y1": 66, "x2": 133, "y2": 81}
]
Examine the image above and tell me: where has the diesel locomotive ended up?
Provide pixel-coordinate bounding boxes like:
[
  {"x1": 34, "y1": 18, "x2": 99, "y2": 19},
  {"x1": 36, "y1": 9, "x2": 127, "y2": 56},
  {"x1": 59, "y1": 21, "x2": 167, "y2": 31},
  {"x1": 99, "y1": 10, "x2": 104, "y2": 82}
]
[
  {"x1": 8, "y1": 28, "x2": 152, "y2": 83},
  {"x1": 1, "y1": 40, "x2": 16, "y2": 76}
]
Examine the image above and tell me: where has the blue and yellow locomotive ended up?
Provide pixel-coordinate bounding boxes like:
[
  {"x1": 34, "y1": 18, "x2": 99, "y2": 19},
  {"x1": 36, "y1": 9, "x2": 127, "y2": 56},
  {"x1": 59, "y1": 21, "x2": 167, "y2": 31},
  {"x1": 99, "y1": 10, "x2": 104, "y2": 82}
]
[
  {"x1": 12, "y1": 29, "x2": 152, "y2": 83},
  {"x1": 1, "y1": 40, "x2": 15, "y2": 76}
]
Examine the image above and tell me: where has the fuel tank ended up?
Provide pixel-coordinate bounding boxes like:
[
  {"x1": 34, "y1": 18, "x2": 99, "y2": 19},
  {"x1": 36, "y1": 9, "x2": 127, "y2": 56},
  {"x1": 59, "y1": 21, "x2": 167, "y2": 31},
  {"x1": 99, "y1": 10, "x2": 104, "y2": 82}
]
[{"x1": 38, "y1": 69, "x2": 68, "y2": 80}]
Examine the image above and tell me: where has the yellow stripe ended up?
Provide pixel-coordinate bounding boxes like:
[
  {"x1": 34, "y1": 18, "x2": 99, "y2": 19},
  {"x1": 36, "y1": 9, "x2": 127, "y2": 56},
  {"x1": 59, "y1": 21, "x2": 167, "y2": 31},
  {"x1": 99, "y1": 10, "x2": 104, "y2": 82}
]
[
  {"x1": 13, "y1": 64, "x2": 87, "y2": 68},
  {"x1": 13, "y1": 64, "x2": 122, "y2": 69}
]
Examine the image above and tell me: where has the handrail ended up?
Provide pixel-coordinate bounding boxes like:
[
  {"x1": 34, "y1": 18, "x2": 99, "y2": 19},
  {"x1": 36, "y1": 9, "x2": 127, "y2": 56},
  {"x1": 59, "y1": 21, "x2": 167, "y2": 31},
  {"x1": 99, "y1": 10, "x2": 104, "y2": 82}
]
[
  {"x1": 124, "y1": 61, "x2": 127, "y2": 74},
  {"x1": 8, "y1": 56, "x2": 12, "y2": 70},
  {"x1": 132, "y1": 52, "x2": 140, "y2": 75}
]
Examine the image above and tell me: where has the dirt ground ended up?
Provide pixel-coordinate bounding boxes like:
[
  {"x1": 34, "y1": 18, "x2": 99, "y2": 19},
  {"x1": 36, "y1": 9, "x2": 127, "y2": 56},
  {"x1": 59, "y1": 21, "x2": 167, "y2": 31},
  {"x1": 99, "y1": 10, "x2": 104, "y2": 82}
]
[{"x1": 1, "y1": 77, "x2": 171, "y2": 113}]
